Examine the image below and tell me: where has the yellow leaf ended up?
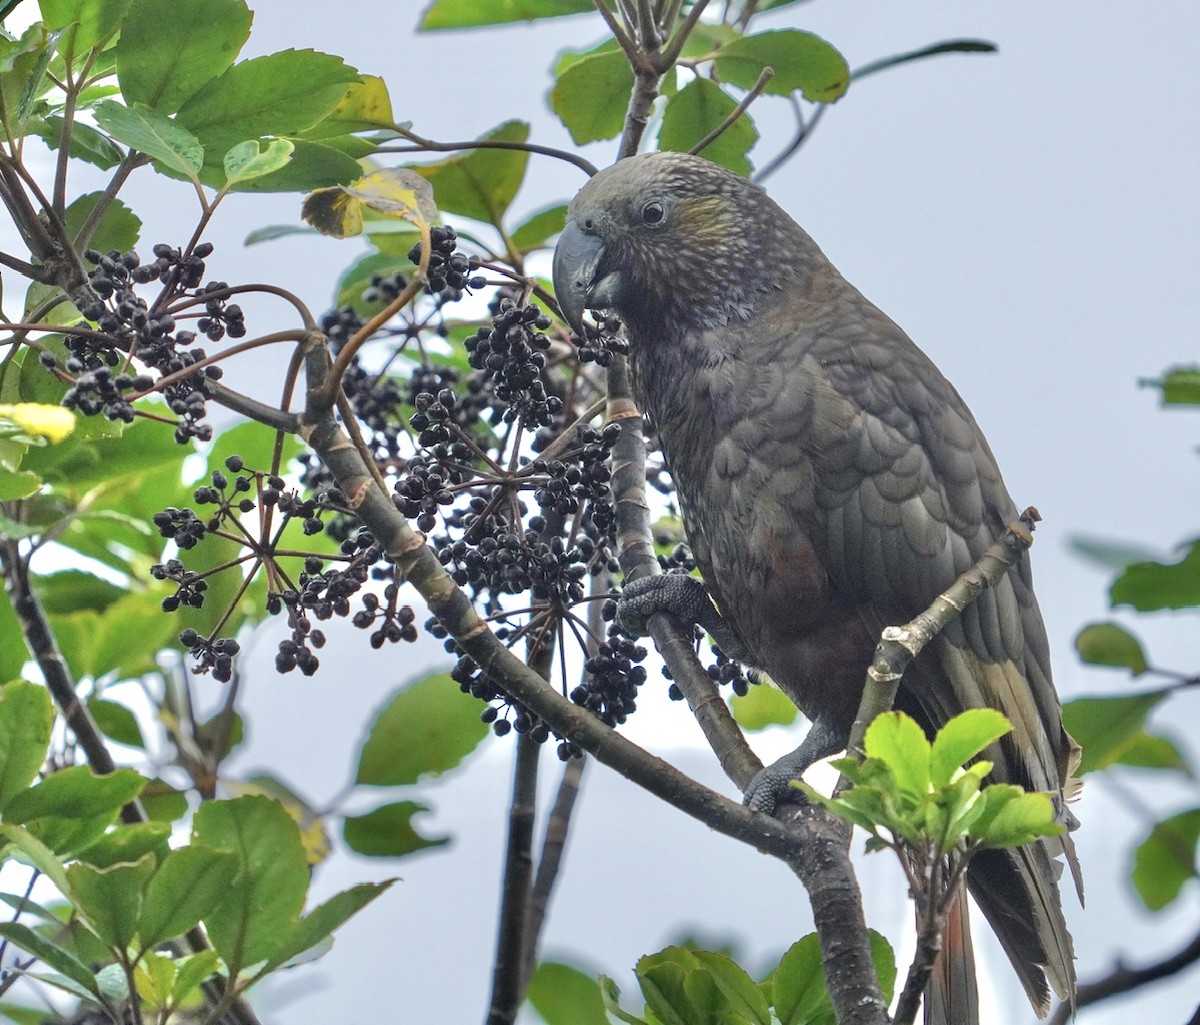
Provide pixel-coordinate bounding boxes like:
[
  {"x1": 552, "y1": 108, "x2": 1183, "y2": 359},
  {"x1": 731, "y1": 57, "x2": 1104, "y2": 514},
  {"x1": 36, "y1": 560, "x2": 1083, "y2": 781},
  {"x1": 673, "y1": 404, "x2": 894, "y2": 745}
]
[
  {"x1": 345, "y1": 167, "x2": 438, "y2": 225},
  {"x1": 0, "y1": 403, "x2": 76, "y2": 444},
  {"x1": 301, "y1": 186, "x2": 364, "y2": 238}
]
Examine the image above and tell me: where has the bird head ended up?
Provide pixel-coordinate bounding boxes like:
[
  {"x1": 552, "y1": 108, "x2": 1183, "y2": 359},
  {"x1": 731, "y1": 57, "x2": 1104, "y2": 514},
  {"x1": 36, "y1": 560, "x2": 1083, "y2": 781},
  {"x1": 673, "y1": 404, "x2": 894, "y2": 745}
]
[{"x1": 553, "y1": 152, "x2": 804, "y2": 339}]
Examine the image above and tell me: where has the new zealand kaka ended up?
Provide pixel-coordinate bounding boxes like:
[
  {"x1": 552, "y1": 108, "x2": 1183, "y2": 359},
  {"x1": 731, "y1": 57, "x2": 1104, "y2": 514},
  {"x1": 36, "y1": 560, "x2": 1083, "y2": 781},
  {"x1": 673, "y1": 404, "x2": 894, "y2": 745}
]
[{"x1": 552, "y1": 152, "x2": 1082, "y2": 1022}]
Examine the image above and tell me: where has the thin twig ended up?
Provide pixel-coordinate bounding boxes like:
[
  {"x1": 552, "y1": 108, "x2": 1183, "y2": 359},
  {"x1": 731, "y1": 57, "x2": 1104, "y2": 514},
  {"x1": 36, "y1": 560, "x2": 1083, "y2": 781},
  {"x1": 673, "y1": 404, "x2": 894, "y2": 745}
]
[
  {"x1": 385, "y1": 125, "x2": 598, "y2": 178},
  {"x1": 687, "y1": 66, "x2": 773, "y2": 158}
]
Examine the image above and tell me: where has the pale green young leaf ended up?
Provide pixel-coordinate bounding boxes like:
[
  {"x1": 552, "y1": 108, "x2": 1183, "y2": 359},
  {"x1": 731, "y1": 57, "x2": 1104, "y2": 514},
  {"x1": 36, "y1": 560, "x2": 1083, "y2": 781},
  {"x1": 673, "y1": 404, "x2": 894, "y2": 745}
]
[
  {"x1": 222, "y1": 138, "x2": 295, "y2": 187},
  {"x1": 692, "y1": 950, "x2": 771, "y2": 1025},
  {"x1": 929, "y1": 709, "x2": 1010, "y2": 786},
  {"x1": 863, "y1": 711, "x2": 930, "y2": 797}
]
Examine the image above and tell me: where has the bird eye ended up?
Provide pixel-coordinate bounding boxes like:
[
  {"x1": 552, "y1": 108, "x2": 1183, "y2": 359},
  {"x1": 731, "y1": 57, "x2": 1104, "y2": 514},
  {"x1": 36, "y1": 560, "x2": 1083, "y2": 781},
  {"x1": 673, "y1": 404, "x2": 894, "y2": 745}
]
[{"x1": 642, "y1": 201, "x2": 665, "y2": 226}]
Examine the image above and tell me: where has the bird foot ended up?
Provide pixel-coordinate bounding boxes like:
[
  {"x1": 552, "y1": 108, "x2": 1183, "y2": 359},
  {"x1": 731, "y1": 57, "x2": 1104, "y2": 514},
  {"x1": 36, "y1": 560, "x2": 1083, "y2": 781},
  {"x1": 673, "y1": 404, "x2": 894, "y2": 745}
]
[{"x1": 617, "y1": 573, "x2": 752, "y2": 663}]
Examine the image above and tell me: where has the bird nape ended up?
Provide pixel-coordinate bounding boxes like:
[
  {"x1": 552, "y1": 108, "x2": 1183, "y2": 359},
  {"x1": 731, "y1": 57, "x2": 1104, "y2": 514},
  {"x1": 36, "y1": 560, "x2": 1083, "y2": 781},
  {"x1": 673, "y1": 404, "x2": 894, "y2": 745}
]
[{"x1": 552, "y1": 151, "x2": 1082, "y2": 1024}]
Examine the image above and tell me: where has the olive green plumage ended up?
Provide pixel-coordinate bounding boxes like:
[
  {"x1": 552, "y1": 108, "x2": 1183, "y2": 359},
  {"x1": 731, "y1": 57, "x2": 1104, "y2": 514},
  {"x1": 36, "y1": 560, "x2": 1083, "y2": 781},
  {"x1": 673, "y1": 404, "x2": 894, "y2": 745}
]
[{"x1": 553, "y1": 151, "x2": 1081, "y2": 1022}]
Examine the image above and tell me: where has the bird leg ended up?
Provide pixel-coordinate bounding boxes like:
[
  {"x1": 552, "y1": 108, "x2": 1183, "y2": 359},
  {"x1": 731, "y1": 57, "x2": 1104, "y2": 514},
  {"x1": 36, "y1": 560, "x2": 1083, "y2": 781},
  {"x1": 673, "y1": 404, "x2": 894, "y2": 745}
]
[
  {"x1": 742, "y1": 719, "x2": 847, "y2": 814},
  {"x1": 616, "y1": 572, "x2": 754, "y2": 664},
  {"x1": 619, "y1": 574, "x2": 845, "y2": 813}
]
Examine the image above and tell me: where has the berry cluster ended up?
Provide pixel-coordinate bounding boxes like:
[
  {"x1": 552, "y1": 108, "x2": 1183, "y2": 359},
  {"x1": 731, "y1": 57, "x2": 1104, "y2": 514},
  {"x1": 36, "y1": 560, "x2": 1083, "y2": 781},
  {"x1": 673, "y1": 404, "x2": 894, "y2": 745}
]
[
  {"x1": 66, "y1": 244, "x2": 239, "y2": 443},
  {"x1": 463, "y1": 299, "x2": 561, "y2": 429},
  {"x1": 178, "y1": 629, "x2": 240, "y2": 684},
  {"x1": 352, "y1": 584, "x2": 419, "y2": 648},
  {"x1": 571, "y1": 629, "x2": 649, "y2": 728},
  {"x1": 407, "y1": 225, "x2": 482, "y2": 300},
  {"x1": 194, "y1": 282, "x2": 246, "y2": 342},
  {"x1": 572, "y1": 314, "x2": 630, "y2": 367}
]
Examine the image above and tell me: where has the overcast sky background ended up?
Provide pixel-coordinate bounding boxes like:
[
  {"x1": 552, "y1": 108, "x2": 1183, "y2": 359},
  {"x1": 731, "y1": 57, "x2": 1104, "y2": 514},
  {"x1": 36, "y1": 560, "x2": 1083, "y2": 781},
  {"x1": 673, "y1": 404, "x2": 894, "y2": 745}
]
[{"x1": 7, "y1": 1, "x2": 1200, "y2": 1023}]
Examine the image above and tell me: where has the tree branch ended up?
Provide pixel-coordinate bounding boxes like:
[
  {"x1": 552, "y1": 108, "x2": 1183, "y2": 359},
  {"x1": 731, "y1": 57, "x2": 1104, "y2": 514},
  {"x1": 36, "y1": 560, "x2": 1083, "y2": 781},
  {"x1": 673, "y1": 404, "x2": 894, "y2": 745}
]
[{"x1": 1047, "y1": 926, "x2": 1200, "y2": 1025}]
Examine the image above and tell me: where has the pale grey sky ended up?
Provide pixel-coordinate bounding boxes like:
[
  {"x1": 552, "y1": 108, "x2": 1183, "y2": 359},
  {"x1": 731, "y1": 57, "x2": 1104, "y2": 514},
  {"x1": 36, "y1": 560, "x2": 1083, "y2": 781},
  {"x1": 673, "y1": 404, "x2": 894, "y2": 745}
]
[{"x1": 6, "y1": 2, "x2": 1200, "y2": 1023}]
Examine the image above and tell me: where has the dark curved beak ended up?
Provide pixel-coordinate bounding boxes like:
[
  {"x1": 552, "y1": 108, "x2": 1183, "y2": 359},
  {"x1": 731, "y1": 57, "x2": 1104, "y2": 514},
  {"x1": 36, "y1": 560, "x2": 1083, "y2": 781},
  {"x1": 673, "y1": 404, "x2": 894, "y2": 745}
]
[{"x1": 552, "y1": 219, "x2": 607, "y2": 338}]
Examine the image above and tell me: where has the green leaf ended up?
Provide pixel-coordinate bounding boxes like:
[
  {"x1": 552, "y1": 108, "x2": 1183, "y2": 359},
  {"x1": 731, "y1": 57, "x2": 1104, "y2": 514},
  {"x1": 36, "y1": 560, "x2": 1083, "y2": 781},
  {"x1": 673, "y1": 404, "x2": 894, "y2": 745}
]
[
  {"x1": 1111, "y1": 542, "x2": 1200, "y2": 611},
  {"x1": 0, "y1": 921, "x2": 97, "y2": 996},
  {"x1": 5, "y1": 766, "x2": 145, "y2": 823},
  {"x1": 1118, "y1": 732, "x2": 1192, "y2": 776},
  {"x1": 221, "y1": 139, "x2": 360, "y2": 193},
  {"x1": 527, "y1": 961, "x2": 610, "y2": 1025},
  {"x1": 853, "y1": 40, "x2": 997, "y2": 84},
  {"x1": 0, "y1": 680, "x2": 53, "y2": 812},
  {"x1": 138, "y1": 843, "x2": 238, "y2": 948},
  {"x1": 731, "y1": 679, "x2": 799, "y2": 731},
  {"x1": 222, "y1": 138, "x2": 295, "y2": 187},
  {"x1": 510, "y1": 203, "x2": 567, "y2": 252},
  {"x1": 637, "y1": 947, "x2": 700, "y2": 1025},
  {"x1": 692, "y1": 950, "x2": 771, "y2": 1025},
  {"x1": 929, "y1": 709, "x2": 1010, "y2": 786},
  {"x1": 1069, "y1": 534, "x2": 1163, "y2": 571},
  {"x1": 658, "y1": 77, "x2": 758, "y2": 177},
  {"x1": 0, "y1": 468, "x2": 40, "y2": 500},
  {"x1": 1132, "y1": 808, "x2": 1200, "y2": 911},
  {"x1": 141, "y1": 779, "x2": 189, "y2": 823},
  {"x1": 297, "y1": 74, "x2": 394, "y2": 138},
  {"x1": 77, "y1": 821, "x2": 171, "y2": 868},
  {"x1": 863, "y1": 711, "x2": 930, "y2": 797},
  {"x1": 92, "y1": 100, "x2": 203, "y2": 177},
  {"x1": 973, "y1": 789, "x2": 1059, "y2": 848},
  {"x1": 30, "y1": 116, "x2": 123, "y2": 170},
  {"x1": 715, "y1": 30, "x2": 850, "y2": 103},
  {"x1": 1062, "y1": 693, "x2": 1167, "y2": 774},
  {"x1": 66, "y1": 853, "x2": 155, "y2": 950},
  {"x1": 772, "y1": 934, "x2": 831, "y2": 1025},
  {"x1": 171, "y1": 949, "x2": 222, "y2": 1002},
  {"x1": 599, "y1": 974, "x2": 652, "y2": 1025},
  {"x1": 413, "y1": 120, "x2": 530, "y2": 227},
  {"x1": 551, "y1": 43, "x2": 632, "y2": 144},
  {"x1": 334, "y1": 251, "x2": 411, "y2": 315},
  {"x1": 86, "y1": 697, "x2": 145, "y2": 749},
  {"x1": 115, "y1": 0, "x2": 250, "y2": 113},
  {"x1": 39, "y1": 0, "x2": 130, "y2": 56},
  {"x1": 35, "y1": 570, "x2": 124, "y2": 615},
  {"x1": 63, "y1": 192, "x2": 141, "y2": 255},
  {"x1": 1141, "y1": 365, "x2": 1200, "y2": 406},
  {"x1": 193, "y1": 796, "x2": 308, "y2": 971},
  {"x1": 135, "y1": 949, "x2": 176, "y2": 1005},
  {"x1": 420, "y1": 0, "x2": 595, "y2": 30},
  {"x1": 869, "y1": 929, "x2": 896, "y2": 1004},
  {"x1": 355, "y1": 671, "x2": 489, "y2": 786},
  {"x1": 1074, "y1": 621, "x2": 1148, "y2": 675},
  {"x1": 342, "y1": 801, "x2": 448, "y2": 858},
  {"x1": 175, "y1": 49, "x2": 358, "y2": 167},
  {"x1": 0, "y1": 823, "x2": 71, "y2": 893},
  {"x1": 244, "y1": 223, "x2": 317, "y2": 245},
  {"x1": 263, "y1": 880, "x2": 394, "y2": 971}
]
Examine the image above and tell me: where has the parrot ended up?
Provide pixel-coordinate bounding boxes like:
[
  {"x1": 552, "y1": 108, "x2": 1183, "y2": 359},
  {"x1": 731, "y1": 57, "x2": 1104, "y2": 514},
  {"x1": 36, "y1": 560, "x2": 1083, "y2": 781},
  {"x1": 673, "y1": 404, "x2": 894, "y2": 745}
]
[{"x1": 551, "y1": 151, "x2": 1082, "y2": 1023}]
